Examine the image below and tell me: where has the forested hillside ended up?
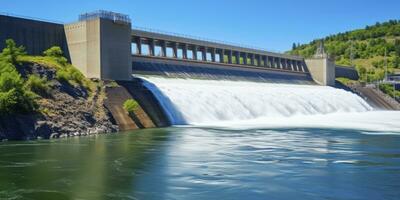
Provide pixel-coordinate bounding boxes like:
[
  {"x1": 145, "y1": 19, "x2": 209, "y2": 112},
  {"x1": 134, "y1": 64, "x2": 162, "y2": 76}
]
[{"x1": 289, "y1": 20, "x2": 400, "y2": 82}]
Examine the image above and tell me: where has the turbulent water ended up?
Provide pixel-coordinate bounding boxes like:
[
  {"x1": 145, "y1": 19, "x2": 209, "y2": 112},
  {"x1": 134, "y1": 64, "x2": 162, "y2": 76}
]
[{"x1": 140, "y1": 76, "x2": 400, "y2": 132}]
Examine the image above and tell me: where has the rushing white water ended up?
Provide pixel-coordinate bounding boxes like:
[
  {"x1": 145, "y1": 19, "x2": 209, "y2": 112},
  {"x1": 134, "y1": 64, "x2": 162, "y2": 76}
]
[{"x1": 139, "y1": 76, "x2": 400, "y2": 133}]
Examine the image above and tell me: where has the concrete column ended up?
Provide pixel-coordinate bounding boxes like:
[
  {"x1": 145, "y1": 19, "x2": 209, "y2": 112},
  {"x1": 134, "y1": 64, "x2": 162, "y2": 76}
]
[
  {"x1": 228, "y1": 50, "x2": 233, "y2": 64},
  {"x1": 296, "y1": 61, "x2": 302, "y2": 72},
  {"x1": 292, "y1": 60, "x2": 299, "y2": 71},
  {"x1": 243, "y1": 53, "x2": 248, "y2": 65},
  {"x1": 211, "y1": 48, "x2": 216, "y2": 62},
  {"x1": 149, "y1": 39, "x2": 155, "y2": 56},
  {"x1": 282, "y1": 58, "x2": 286, "y2": 69},
  {"x1": 236, "y1": 52, "x2": 240, "y2": 64},
  {"x1": 135, "y1": 37, "x2": 142, "y2": 55},
  {"x1": 192, "y1": 45, "x2": 197, "y2": 60},
  {"x1": 202, "y1": 47, "x2": 207, "y2": 61},
  {"x1": 257, "y1": 55, "x2": 261, "y2": 67},
  {"x1": 289, "y1": 60, "x2": 294, "y2": 71},
  {"x1": 182, "y1": 44, "x2": 188, "y2": 59},
  {"x1": 273, "y1": 57, "x2": 278, "y2": 68},
  {"x1": 161, "y1": 40, "x2": 167, "y2": 57},
  {"x1": 251, "y1": 54, "x2": 255, "y2": 65},
  {"x1": 264, "y1": 56, "x2": 268, "y2": 67},
  {"x1": 277, "y1": 58, "x2": 281, "y2": 68},
  {"x1": 173, "y1": 42, "x2": 178, "y2": 58},
  {"x1": 219, "y1": 49, "x2": 224, "y2": 63}
]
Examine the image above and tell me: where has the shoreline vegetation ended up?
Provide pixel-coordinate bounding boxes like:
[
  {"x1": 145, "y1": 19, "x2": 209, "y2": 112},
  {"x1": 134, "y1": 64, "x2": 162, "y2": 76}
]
[
  {"x1": 289, "y1": 19, "x2": 400, "y2": 83},
  {"x1": 0, "y1": 39, "x2": 118, "y2": 140},
  {"x1": 288, "y1": 19, "x2": 400, "y2": 100}
]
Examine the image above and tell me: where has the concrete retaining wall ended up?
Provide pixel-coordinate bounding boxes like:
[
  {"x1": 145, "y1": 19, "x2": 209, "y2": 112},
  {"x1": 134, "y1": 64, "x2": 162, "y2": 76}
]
[{"x1": 0, "y1": 15, "x2": 69, "y2": 57}]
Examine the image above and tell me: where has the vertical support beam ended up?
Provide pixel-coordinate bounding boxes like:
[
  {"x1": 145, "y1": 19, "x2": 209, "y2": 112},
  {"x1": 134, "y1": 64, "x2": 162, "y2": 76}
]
[
  {"x1": 274, "y1": 57, "x2": 278, "y2": 68},
  {"x1": 289, "y1": 60, "x2": 295, "y2": 71},
  {"x1": 251, "y1": 54, "x2": 255, "y2": 65},
  {"x1": 296, "y1": 61, "x2": 301, "y2": 71},
  {"x1": 228, "y1": 50, "x2": 233, "y2": 64},
  {"x1": 211, "y1": 48, "x2": 216, "y2": 62},
  {"x1": 292, "y1": 60, "x2": 298, "y2": 71},
  {"x1": 236, "y1": 52, "x2": 240, "y2": 64},
  {"x1": 264, "y1": 56, "x2": 268, "y2": 67},
  {"x1": 202, "y1": 47, "x2": 207, "y2": 61},
  {"x1": 161, "y1": 40, "x2": 167, "y2": 57},
  {"x1": 182, "y1": 43, "x2": 188, "y2": 59},
  {"x1": 135, "y1": 37, "x2": 142, "y2": 55},
  {"x1": 193, "y1": 45, "x2": 197, "y2": 60},
  {"x1": 149, "y1": 39, "x2": 155, "y2": 56},
  {"x1": 257, "y1": 55, "x2": 261, "y2": 67},
  {"x1": 173, "y1": 42, "x2": 178, "y2": 58},
  {"x1": 220, "y1": 49, "x2": 225, "y2": 63},
  {"x1": 243, "y1": 52, "x2": 248, "y2": 65},
  {"x1": 277, "y1": 57, "x2": 280, "y2": 69}
]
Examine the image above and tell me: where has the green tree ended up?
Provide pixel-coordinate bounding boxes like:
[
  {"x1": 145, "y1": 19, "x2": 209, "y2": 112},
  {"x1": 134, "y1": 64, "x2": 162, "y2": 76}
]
[
  {"x1": 0, "y1": 39, "x2": 26, "y2": 65},
  {"x1": 292, "y1": 43, "x2": 297, "y2": 50},
  {"x1": 0, "y1": 39, "x2": 37, "y2": 114}
]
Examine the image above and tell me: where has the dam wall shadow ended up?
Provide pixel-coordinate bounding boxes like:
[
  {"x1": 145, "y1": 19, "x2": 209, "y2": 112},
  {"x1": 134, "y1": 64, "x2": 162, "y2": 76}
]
[{"x1": 132, "y1": 56, "x2": 315, "y2": 84}]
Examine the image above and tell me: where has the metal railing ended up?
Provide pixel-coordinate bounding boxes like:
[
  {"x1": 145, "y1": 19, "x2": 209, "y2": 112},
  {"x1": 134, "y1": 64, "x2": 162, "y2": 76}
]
[
  {"x1": 0, "y1": 11, "x2": 63, "y2": 24},
  {"x1": 132, "y1": 25, "x2": 286, "y2": 55},
  {"x1": 79, "y1": 10, "x2": 131, "y2": 25}
]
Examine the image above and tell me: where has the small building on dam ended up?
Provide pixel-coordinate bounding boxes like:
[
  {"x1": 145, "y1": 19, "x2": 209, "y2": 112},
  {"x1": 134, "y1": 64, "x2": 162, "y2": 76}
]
[{"x1": 0, "y1": 10, "x2": 356, "y2": 86}]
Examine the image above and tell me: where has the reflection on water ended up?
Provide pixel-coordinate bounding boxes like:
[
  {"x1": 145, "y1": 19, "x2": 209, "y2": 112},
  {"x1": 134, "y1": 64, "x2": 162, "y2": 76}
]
[{"x1": 0, "y1": 127, "x2": 400, "y2": 200}]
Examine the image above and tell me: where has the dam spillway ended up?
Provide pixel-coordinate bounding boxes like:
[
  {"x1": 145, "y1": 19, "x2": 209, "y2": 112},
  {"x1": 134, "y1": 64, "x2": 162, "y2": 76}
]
[{"x1": 138, "y1": 76, "x2": 373, "y2": 125}]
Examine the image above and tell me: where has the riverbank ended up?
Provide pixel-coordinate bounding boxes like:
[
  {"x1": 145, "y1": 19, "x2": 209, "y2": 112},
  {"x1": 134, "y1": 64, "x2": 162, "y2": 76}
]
[{"x1": 0, "y1": 60, "x2": 118, "y2": 140}]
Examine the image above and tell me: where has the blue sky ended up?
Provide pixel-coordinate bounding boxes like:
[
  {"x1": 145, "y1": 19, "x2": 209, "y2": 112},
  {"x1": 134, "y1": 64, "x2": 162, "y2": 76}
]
[{"x1": 2, "y1": 0, "x2": 400, "y2": 52}]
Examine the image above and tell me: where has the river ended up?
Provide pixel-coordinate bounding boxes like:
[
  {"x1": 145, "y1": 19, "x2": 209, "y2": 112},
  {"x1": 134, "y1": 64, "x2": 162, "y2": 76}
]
[
  {"x1": 1, "y1": 77, "x2": 400, "y2": 199},
  {"x1": 1, "y1": 127, "x2": 400, "y2": 199}
]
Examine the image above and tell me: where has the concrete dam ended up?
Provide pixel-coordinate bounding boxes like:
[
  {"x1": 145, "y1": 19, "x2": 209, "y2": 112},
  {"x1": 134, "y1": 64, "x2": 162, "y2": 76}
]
[{"x1": 1, "y1": 11, "x2": 375, "y2": 128}]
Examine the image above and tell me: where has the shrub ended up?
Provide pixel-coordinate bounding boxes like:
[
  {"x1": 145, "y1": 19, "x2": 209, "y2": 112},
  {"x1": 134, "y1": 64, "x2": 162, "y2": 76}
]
[
  {"x1": 0, "y1": 89, "x2": 18, "y2": 113},
  {"x1": 379, "y1": 83, "x2": 400, "y2": 99},
  {"x1": 0, "y1": 39, "x2": 37, "y2": 114},
  {"x1": 0, "y1": 70, "x2": 37, "y2": 114},
  {"x1": 0, "y1": 39, "x2": 26, "y2": 65},
  {"x1": 43, "y1": 46, "x2": 67, "y2": 66},
  {"x1": 123, "y1": 99, "x2": 139, "y2": 114},
  {"x1": 56, "y1": 66, "x2": 85, "y2": 85},
  {"x1": 25, "y1": 75, "x2": 50, "y2": 96},
  {"x1": 43, "y1": 46, "x2": 63, "y2": 57}
]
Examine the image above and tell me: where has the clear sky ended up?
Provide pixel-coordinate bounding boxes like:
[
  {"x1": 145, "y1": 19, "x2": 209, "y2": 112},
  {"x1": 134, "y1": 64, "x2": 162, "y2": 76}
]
[{"x1": 2, "y1": 0, "x2": 400, "y2": 52}]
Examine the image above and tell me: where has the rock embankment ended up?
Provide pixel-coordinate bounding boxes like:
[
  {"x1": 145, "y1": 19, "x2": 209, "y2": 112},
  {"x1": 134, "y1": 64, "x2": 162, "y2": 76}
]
[{"x1": 0, "y1": 62, "x2": 118, "y2": 140}]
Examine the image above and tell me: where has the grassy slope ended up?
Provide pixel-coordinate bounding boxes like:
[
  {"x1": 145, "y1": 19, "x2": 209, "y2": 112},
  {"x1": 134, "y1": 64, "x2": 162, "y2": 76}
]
[{"x1": 287, "y1": 20, "x2": 400, "y2": 82}]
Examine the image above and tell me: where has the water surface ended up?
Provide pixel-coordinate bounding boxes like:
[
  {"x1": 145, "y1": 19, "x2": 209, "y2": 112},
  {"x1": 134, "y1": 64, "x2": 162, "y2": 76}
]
[{"x1": 1, "y1": 127, "x2": 399, "y2": 200}]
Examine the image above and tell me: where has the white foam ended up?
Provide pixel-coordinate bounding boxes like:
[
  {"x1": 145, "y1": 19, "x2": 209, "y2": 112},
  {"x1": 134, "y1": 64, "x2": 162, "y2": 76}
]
[{"x1": 140, "y1": 77, "x2": 400, "y2": 133}]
